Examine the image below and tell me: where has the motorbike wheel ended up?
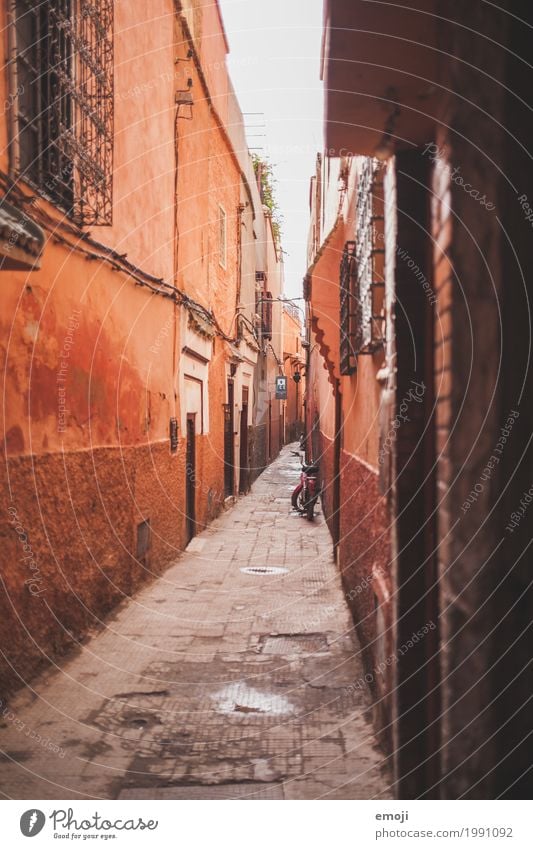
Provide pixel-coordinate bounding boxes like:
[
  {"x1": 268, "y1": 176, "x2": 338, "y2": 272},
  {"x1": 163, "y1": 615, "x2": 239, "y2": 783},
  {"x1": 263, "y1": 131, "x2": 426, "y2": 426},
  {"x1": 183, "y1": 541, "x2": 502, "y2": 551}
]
[
  {"x1": 296, "y1": 490, "x2": 306, "y2": 513},
  {"x1": 306, "y1": 498, "x2": 316, "y2": 521},
  {"x1": 291, "y1": 484, "x2": 304, "y2": 511}
]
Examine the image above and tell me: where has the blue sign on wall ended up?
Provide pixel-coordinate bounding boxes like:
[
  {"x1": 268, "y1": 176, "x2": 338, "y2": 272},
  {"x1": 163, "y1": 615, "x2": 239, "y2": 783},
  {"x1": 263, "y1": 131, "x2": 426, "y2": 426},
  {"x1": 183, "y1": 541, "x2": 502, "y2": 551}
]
[{"x1": 275, "y1": 376, "x2": 288, "y2": 399}]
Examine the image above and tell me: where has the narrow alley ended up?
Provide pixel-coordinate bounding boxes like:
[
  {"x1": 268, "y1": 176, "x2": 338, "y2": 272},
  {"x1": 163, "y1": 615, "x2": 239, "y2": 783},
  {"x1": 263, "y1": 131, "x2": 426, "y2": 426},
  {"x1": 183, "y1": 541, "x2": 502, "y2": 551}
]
[
  {"x1": 2, "y1": 0, "x2": 532, "y2": 820},
  {"x1": 0, "y1": 446, "x2": 391, "y2": 801}
]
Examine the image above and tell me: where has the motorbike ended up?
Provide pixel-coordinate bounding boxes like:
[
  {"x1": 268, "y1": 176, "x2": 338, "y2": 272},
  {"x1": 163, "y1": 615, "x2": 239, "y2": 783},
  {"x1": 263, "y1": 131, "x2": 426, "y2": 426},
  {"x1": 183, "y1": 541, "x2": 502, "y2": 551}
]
[{"x1": 291, "y1": 448, "x2": 320, "y2": 521}]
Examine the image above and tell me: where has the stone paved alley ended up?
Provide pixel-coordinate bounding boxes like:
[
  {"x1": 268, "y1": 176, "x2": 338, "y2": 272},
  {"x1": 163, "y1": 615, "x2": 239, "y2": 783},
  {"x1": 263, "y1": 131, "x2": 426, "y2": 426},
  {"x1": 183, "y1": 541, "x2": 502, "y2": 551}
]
[{"x1": 0, "y1": 446, "x2": 392, "y2": 800}]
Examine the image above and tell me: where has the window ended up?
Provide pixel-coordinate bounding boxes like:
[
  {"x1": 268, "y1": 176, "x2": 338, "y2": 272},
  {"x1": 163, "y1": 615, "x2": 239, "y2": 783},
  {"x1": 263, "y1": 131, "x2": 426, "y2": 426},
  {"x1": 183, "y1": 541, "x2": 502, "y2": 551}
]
[
  {"x1": 354, "y1": 158, "x2": 385, "y2": 354},
  {"x1": 339, "y1": 241, "x2": 358, "y2": 375},
  {"x1": 11, "y1": 0, "x2": 114, "y2": 225},
  {"x1": 136, "y1": 518, "x2": 151, "y2": 565},
  {"x1": 255, "y1": 274, "x2": 271, "y2": 339},
  {"x1": 339, "y1": 158, "x2": 385, "y2": 375},
  {"x1": 261, "y1": 290, "x2": 273, "y2": 340},
  {"x1": 169, "y1": 417, "x2": 178, "y2": 453},
  {"x1": 218, "y1": 204, "x2": 227, "y2": 268}
]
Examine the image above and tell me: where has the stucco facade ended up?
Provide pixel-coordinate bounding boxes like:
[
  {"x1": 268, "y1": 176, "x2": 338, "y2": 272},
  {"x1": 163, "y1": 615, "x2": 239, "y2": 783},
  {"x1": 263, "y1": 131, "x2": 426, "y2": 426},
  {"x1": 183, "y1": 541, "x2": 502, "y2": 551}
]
[
  {"x1": 0, "y1": 0, "x2": 300, "y2": 696},
  {"x1": 308, "y1": 0, "x2": 533, "y2": 800}
]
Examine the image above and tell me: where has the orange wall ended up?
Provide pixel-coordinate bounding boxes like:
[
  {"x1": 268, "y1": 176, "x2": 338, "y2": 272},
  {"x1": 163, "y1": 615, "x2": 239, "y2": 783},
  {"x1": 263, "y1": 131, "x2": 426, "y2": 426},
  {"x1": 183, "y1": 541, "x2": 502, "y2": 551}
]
[
  {"x1": 283, "y1": 309, "x2": 302, "y2": 357},
  {"x1": 1, "y1": 250, "x2": 176, "y2": 457},
  {"x1": 305, "y1": 151, "x2": 394, "y2": 728},
  {"x1": 307, "y1": 156, "x2": 385, "y2": 469},
  {"x1": 1, "y1": 0, "x2": 179, "y2": 457},
  {"x1": 339, "y1": 160, "x2": 385, "y2": 468},
  {"x1": 91, "y1": 0, "x2": 176, "y2": 279},
  {"x1": 283, "y1": 309, "x2": 304, "y2": 434},
  {"x1": 173, "y1": 7, "x2": 242, "y2": 332},
  {"x1": 341, "y1": 358, "x2": 383, "y2": 468},
  {"x1": 0, "y1": 0, "x2": 258, "y2": 695},
  {"x1": 172, "y1": 8, "x2": 242, "y2": 511},
  {"x1": 310, "y1": 344, "x2": 336, "y2": 441}
]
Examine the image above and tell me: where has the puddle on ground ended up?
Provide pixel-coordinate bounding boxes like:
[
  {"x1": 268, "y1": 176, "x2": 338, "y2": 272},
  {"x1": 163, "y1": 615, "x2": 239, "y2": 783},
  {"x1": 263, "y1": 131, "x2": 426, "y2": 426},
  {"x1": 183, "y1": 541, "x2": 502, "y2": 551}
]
[{"x1": 211, "y1": 682, "x2": 295, "y2": 715}]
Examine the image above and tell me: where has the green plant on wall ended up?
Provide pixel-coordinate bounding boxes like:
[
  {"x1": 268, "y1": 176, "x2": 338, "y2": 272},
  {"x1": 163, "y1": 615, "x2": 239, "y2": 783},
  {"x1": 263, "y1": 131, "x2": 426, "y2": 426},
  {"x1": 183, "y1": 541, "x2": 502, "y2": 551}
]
[{"x1": 252, "y1": 154, "x2": 283, "y2": 248}]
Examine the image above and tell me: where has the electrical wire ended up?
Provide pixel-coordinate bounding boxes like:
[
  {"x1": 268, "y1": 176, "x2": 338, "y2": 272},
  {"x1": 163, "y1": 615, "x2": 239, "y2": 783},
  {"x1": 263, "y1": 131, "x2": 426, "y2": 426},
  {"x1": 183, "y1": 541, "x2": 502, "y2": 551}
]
[{"x1": 0, "y1": 169, "x2": 241, "y2": 344}]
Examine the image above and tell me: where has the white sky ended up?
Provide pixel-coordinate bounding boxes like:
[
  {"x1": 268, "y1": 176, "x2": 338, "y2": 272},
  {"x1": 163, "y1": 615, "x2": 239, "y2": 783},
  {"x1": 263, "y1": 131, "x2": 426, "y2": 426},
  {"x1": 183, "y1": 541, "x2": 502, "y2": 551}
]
[{"x1": 218, "y1": 0, "x2": 324, "y2": 300}]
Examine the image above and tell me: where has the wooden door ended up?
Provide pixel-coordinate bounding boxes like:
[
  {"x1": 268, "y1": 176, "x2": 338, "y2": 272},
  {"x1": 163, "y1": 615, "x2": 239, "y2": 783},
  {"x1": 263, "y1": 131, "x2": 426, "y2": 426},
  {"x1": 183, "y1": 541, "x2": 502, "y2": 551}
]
[{"x1": 186, "y1": 414, "x2": 196, "y2": 543}]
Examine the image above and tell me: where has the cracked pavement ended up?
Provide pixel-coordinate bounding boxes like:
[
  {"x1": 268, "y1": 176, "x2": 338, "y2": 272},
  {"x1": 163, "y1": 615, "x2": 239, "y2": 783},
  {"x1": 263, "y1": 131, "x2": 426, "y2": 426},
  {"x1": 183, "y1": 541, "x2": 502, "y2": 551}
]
[{"x1": 0, "y1": 445, "x2": 393, "y2": 800}]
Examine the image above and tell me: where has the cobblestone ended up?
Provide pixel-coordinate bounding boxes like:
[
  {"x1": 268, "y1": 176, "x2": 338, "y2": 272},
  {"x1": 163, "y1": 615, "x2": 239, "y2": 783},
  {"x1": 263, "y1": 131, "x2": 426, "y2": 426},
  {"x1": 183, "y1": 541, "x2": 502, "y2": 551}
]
[{"x1": 0, "y1": 445, "x2": 393, "y2": 800}]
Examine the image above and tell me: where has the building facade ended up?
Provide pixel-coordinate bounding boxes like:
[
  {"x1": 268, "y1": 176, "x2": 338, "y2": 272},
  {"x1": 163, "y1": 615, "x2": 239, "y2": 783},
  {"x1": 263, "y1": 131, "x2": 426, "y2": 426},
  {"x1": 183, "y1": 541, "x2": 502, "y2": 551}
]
[
  {"x1": 306, "y1": 0, "x2": 533, "y2": 800},
  {"x1": 305, "y1": 153, "x2": 393, "y2": 746},
  {"x1": 0, "y1": 0, "x2": 300, "y2": 696},
  {"x1": 282, "y1": 304, "x2": 305, "y2": 444}
]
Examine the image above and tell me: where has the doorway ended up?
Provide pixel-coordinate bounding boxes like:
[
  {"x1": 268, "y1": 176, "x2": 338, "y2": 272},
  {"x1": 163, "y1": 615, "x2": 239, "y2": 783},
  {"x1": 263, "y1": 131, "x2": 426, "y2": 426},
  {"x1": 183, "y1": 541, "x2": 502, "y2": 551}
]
[
  {"x1": 224, "y1": 380, "x2": 234, "y2": 497},
  {"x1": 267, "y1": 398, "x2": 272, "y2": 461},
  {"x1": 239, "y1": 387, "x2": 249, "y2": 494},
  {"x1": 393, "y1": 151, "x2": 439, "y2": 798},
  {"x1": 186, "y1": 413, "x2": 196, "y2": 543}
]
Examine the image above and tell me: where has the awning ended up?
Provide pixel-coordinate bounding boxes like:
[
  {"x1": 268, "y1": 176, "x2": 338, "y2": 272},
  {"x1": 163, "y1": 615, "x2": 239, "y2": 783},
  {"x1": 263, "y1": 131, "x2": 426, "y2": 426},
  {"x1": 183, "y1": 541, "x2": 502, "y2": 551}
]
[{"x1": 0, "y1": 198, "x2": 45, "y2": 271}]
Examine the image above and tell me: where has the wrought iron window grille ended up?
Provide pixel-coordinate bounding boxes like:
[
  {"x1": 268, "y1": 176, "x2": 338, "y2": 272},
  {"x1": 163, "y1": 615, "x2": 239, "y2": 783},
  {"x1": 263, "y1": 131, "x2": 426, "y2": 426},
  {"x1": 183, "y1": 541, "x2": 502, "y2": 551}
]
[
  {"x1": 260, "y1": 290, "x2": 273, "y2": 340},
  {"x1": 339, "y1": 158, "x2": 385, "y2": 375},
  {"x1": 11, "y1": 0, "x2": 114, "y2": 226},
  {"x1": 339, "y1": 240, "x2": 358, "y2": 376},
  {"x1": 169, "y1": 417, "x2": 179, "y2": 453},
  {"x1": 354, "y1": 158, "x2": 385, "y2": 355}
]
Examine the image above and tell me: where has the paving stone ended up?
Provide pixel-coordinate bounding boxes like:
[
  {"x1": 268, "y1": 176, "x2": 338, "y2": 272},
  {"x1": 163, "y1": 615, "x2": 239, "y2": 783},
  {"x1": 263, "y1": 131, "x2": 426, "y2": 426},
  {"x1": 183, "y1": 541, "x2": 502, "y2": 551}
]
[
  {"x1": 259, "y1": 634, "x2": 329, "y2": 655},
  {"x1": 0, "y1": 444, "x2": 392, "y2": 801}
]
